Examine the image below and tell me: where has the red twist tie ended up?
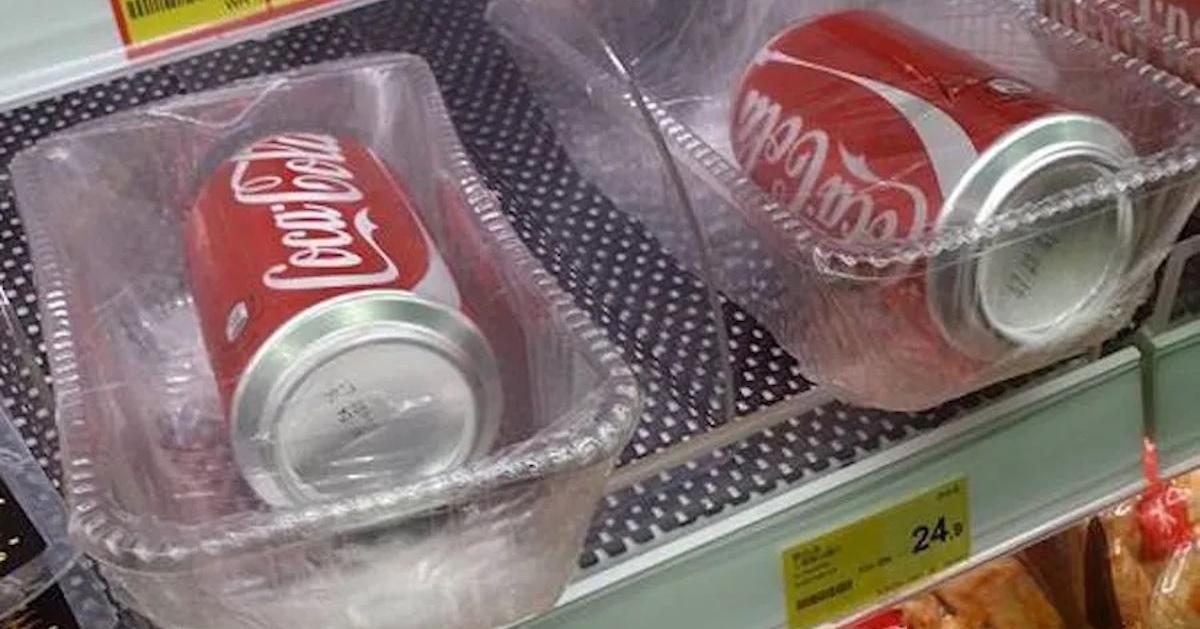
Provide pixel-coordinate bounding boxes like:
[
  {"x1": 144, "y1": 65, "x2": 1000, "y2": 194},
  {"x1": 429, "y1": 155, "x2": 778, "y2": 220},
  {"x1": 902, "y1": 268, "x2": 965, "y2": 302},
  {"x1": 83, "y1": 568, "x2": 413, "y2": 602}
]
[
  {"x1": 849, "y1": 609, "x2": 907, "y2": 629},
  {"x1": 1137, "y1": 438, "x2": 1193, "y2": 561}
]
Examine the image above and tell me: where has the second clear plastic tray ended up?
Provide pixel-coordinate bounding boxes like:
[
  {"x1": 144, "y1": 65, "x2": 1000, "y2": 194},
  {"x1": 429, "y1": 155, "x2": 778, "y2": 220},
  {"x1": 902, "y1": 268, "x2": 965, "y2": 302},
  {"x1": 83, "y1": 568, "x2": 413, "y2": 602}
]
[{"x1": 491, "y1": 0, "x2": 1200, "y2": 410}]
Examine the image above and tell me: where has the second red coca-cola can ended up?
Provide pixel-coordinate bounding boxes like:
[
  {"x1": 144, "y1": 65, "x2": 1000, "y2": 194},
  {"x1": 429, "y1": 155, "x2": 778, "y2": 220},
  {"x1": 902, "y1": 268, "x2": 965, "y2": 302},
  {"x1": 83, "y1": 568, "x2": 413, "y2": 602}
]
[
  {"x1": 186, "y1": 132, "x2": 503, "y2": 506},
  {"x1": 731, "y1": 10, "x2": 1138, "y2": 403}
]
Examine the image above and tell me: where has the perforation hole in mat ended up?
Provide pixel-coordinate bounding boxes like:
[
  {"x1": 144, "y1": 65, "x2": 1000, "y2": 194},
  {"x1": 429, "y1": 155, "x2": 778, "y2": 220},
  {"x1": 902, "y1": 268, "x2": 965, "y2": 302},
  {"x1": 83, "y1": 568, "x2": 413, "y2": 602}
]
[{"x1": 0, "y1": 0, "x2": 1042, "y2": 590}]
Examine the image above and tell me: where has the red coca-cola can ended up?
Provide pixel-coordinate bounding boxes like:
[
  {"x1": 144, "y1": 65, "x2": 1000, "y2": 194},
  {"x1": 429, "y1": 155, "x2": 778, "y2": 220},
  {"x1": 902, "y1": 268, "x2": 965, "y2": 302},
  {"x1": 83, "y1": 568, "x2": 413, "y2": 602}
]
[
  {"x1": 186, "y1": 132, "x2": 502, "y2": 506},
  {"x1": 731, "y1": 10, "x2": 1137, "y2": 392}
]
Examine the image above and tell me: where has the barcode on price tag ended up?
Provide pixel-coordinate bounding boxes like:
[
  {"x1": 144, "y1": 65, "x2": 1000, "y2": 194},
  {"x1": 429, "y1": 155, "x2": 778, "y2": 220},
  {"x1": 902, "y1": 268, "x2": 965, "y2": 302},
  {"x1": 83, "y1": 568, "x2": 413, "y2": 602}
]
[
  {"x1": 781, "y1": 478, "x2": 970, "y2": 628},
  {"x1": 111, "y1": 0, "x2": 268, "y2": 47}
]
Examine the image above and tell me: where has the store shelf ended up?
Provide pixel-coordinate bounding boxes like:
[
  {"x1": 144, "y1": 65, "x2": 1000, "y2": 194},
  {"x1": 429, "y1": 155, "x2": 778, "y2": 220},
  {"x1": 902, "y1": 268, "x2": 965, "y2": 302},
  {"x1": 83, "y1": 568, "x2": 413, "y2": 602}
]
[
  {"x1": 1138, "y1": 232, "x2": 1200, "y2": 479},
  {"x1": 1142, "y1": 320, "x2": 1200, "y2": 478},
  {"x1": 0, "y1": 2, "x2": 1179, "y2": 628},
  {"x1": 526, "y1": 350, "x2": 1147, "y2": 629}
]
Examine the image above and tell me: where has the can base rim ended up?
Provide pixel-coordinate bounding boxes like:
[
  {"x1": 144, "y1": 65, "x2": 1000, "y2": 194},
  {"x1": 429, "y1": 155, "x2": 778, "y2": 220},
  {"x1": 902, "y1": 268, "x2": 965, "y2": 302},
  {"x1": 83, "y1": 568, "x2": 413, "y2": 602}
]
[
  {"x1": 231, "y1": 289, "x2": 504, "y2": 507},
  {"x1": 927, "y1": 113, "x2": 1138, "y2": 360}
]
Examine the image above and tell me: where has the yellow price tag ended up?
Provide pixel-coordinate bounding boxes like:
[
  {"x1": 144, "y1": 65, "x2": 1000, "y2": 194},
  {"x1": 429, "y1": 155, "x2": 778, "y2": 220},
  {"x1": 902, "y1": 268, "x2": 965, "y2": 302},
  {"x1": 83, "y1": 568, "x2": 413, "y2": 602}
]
[
  {"x1": 113, "y1": 0, "x2": 268, "y2": 46},
  {"x1": 781, "y1": 478, "x2": 970, "y2": 628}
]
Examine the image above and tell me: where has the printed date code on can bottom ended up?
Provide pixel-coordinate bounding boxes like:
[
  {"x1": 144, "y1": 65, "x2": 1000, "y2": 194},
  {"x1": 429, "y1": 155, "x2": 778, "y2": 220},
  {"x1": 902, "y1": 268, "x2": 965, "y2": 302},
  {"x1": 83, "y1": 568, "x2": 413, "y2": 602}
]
[{"x1": 780, "y1": 478, "x2": 970, "y2": 628}]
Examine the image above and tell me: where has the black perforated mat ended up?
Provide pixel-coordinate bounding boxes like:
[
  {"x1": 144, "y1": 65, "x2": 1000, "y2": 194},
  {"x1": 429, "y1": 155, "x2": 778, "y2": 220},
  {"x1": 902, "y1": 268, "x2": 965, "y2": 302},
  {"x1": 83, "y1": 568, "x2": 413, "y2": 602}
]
[{"x1": 1166, "y1": 213, "x2": 1200, "y2": 321}]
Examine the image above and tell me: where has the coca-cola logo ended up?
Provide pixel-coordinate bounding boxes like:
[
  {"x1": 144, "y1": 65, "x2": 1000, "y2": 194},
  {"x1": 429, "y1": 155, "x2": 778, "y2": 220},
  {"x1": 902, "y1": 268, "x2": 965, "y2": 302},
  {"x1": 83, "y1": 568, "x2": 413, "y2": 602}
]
[
  {"x1": 733, "y1": 87, "x2": 929, "y2": 241},
  {"x1": 733, "y1": 48, "x2": 980, "y2": 242},
  {"x1": 229, "y1": 133, "x2": 401, "y2": 291}
]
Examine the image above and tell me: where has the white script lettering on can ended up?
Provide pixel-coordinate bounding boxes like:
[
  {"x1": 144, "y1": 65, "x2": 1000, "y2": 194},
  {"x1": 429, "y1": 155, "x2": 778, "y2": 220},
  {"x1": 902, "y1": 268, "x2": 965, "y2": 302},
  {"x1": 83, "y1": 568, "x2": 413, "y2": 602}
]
[
  {"x1": 229, "y1": 133, "x2": 401, "y2": 290},
  {"x1": 733, "y1": 88, "x2": 931, "y2": 242}
]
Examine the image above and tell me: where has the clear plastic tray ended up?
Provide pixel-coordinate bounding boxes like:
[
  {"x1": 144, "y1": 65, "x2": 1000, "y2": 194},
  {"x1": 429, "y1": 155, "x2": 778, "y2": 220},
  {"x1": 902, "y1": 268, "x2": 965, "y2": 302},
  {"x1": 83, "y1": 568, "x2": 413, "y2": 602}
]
[
  {"x1": 490, "y1": 0, "x2": 1200, "y2": 410},
  {"x1": 10, "y1": 53, "x2": 640, "y2": 629}
]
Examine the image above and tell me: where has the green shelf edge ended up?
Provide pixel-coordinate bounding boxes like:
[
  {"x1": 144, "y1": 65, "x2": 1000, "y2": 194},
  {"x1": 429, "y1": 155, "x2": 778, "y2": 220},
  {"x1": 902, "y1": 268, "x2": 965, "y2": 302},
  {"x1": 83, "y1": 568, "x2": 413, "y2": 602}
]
[
  {"x1": 1139, "y1": 319, "x2": 1200, "y2": 478},
  {"x1": 524, "y1": 349, "x2": 1146, "y2": 629}
]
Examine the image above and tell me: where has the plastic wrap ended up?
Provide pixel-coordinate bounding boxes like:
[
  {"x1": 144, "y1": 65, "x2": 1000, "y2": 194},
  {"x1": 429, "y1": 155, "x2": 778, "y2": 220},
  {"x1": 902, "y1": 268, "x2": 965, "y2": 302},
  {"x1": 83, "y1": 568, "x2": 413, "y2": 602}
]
[
  {"x1": 1066, "y1": 450, "x2": 1200, "y2": 629},
  {"x1": 490, "y1": 0, "x2": 1200, "y2": 410},
  {"x1": 9, "y1": 53, "x2": 640, "y2": 629}
]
